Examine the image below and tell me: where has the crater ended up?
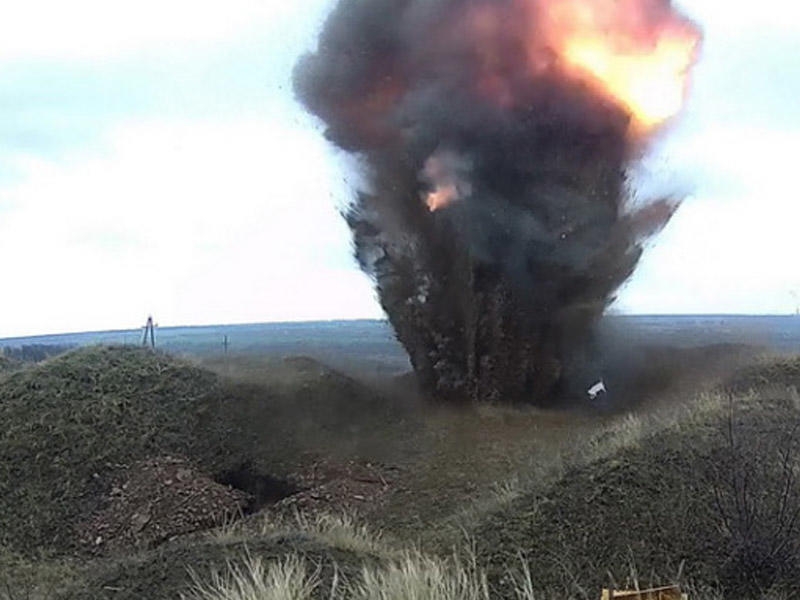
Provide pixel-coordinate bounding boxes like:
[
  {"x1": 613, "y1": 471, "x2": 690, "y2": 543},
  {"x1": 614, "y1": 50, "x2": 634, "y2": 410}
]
[{"x1": 215, "y1": 461, "x2": 300, "y2": 513}]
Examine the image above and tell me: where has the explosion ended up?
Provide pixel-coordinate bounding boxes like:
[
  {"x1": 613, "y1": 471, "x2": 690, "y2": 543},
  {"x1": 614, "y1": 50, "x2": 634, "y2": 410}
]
[
  {"x1": 295, "y1": 0, "x2": 701, "y2": 403},
  {"x1": 538, "y1": 0, "x2": 699, "y2": 131}
]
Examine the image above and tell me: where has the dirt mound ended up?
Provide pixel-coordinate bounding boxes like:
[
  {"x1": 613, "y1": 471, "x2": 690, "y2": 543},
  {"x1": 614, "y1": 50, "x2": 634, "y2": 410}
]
[
  {"x1": 474, "y1": 371, "x2": 800, "y2": 598},
  {"x1": 274, "y1": 458, "x2": 399, "y2": 516},
  {"x1": 79, "y1": 456, "x2": 250, "y2": 555},
  {"x1": 0, "y1": 346, "x2": 254, "y2": 556}
]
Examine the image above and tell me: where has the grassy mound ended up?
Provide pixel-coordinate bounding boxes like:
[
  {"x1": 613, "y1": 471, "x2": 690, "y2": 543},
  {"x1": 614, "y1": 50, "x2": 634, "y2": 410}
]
[
  {"x1": 474, "y1": 369, "x2": 800, "y2": 598},
  {"x1": 56, "y1": 536, "x2": 368, "y2": 600},
  {"x1": 726, "y1": 354, "x2": 800, "y2": 393},
  {"x1": 54, "y1": 512, "x2": 537, "y2": 600},
  {"x1": 0, "y1": 346, "x2": 255, "y2": 556},
  {"x1": 55, "y1": 513, "x2": 391, "y2": 600}
]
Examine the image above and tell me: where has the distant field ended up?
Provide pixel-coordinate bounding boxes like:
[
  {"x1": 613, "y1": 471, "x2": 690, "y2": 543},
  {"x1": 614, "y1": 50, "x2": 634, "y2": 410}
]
[
  {"x1": 2, "y1": 316, "x2": 799, "y2": 374},
  {"x1": 0, "y1": 320, "x2": 409, "y2": 376}
]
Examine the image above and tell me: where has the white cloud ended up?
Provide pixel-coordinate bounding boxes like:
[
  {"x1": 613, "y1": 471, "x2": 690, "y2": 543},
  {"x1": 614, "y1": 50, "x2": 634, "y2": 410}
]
[
  {"x1": 659, "y1": 124, "x2": 800, "y2": 196},
  {"x1": 678, "y1": 0, "x2": 800, "y2": 36},
  {"x1": 0, "y1": 116, "x2": 382, "y2": 337},
  {"x1": 0, "y1": 0, "x2": 332, "y2": 63},
  {"x1": 616, "y1": 189, "x2": 800, "y2": 315}
]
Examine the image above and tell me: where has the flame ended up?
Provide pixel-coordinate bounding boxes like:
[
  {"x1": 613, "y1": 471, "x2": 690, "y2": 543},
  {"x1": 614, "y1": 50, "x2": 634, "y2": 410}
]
[
  {"x1": 536, "y1": 0, "x2": 701, "y2": 131},
  {"x1": 341, "y1": 0, "x2": 701, "y2": 143},
  {"x1": 422, "y1": 151, "x2": 472, "y2": 212},
  {"x1": 426, "y1": 184, "x2": 460, "y2": 212}
]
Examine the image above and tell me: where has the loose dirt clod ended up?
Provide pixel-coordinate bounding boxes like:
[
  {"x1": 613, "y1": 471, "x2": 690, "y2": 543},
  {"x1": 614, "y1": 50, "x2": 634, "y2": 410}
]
[{"x1": 79, "y1": 456, "x2": 250, "y2": 555}]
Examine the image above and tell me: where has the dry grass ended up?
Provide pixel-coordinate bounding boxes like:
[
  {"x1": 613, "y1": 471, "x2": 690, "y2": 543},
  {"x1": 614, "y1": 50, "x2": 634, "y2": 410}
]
[
  {"x1": 206, "y1": 512, "x2": 391, "y2": 559},
  {"x1": 178, "y1": 548, "x2": 795, "y2": 600},
  {"x1": 351, "y1": 549, "x2": 491, "y2": 600},
  {"x1": 183, "y1": 555, "x2": 326, "y2": 600},
  {"x1": 206, "y1": 513, "x2": 250, "y2": 544},
  {"x1": 288, "y1": 513, "x2": 390, "y2": 557},
  {"x1": 183, "y1": 545, "x2": 542, "y2": 600},
  {"x1": 6, "y1": 346, "x2": 799, "y2": 600},
  {"x1": 490, "y1": 476, "x2": 524, "y2": 507}
]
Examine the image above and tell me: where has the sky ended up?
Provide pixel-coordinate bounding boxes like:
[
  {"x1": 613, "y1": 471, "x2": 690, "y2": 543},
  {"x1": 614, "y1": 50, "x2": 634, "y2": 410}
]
[{"x1": 0, "y1": 0, "x2": 798, "y2": 338}]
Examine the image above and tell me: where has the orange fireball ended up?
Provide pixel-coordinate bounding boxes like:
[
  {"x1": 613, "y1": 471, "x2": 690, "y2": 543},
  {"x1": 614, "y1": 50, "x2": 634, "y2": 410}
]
[{"x1": 535, "y1": 0, "x2": 701, "y2": 131}]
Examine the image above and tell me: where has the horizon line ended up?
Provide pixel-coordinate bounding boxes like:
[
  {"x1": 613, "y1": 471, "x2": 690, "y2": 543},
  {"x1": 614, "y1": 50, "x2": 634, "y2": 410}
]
[{"x1": 2, "y1": 312, "x2": 799, "y2": 344}]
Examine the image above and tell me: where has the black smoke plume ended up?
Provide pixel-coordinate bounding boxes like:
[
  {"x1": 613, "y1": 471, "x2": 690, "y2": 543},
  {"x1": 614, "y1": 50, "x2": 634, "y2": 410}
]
[{"x1": 294, "y1": 0, "x2": 695, "y2": 403}]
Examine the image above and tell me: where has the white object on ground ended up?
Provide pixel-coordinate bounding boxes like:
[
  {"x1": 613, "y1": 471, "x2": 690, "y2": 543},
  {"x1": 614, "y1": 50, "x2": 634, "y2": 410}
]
[{"x1": 587, "y1": 379, "x2": 607, "y2": 400}]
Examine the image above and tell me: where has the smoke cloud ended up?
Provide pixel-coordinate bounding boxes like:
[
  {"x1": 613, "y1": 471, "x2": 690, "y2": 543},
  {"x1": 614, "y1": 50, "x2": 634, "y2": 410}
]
[{"x1": 294, "y1": 0, "x2": 700, "y2": 403}]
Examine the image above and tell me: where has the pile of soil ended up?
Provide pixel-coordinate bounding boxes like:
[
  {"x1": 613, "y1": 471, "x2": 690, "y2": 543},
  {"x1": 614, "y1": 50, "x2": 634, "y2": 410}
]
[
  {"x1": 79, "y1": 456, "x2": 250, "y2": 555},
  {"x1": 0, "y1": 346, "x2": 253, "y2": 556},
  {"x1": 274, "y1": 457, "x2": 399, "y2": 515}
]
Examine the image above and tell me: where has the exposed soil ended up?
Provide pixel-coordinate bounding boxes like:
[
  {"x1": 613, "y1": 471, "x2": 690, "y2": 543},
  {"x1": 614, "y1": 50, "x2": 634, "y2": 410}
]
[
  {"x1": 79, "y1": 457, "x2": 250, "y2": 555},
  {"x1": 0, "y1": 346, "x2": 290, "y2": 556},
  {"x1": 273, "y1": 457, "x2": 400, "y2": 516},
  {"x1": 216, "y1": 460, "x2": 300, "y2": 512}
]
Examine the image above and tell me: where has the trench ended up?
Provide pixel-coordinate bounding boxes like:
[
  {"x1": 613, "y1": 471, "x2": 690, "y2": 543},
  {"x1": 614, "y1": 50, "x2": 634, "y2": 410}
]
[{"x1": 216, "y1": 461, "x2": 301, "y2": 513}]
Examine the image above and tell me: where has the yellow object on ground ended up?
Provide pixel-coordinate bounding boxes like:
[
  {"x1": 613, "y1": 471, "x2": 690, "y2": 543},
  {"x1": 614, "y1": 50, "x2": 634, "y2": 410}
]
[{"x1": 601, "y1": 585, "x2": 686, "y2": 600}]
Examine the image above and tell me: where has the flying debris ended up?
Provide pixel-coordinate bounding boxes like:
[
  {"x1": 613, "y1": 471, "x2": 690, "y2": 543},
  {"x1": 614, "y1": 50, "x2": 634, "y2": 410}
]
[{"x1": 587, "y1": 379, "x2": 607, "y2": 401}]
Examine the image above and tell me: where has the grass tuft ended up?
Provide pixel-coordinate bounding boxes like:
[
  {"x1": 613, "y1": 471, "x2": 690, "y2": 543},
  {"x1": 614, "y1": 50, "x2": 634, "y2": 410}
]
[
  {"x1": 352, "y1": 549, "x2": 489, "y2": 600},
  {"x1": 183, "y1": 546, "x2": 543, "y2": 600},
  {"x1": 184, "y1": 555, "x2": 323, "y2": 600}
]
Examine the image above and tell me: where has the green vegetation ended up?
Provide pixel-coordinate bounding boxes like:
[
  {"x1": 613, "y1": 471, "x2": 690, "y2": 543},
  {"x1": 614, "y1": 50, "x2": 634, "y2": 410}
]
[
  {"x1": 1, "y1": 344, "x2": 799, "y2": 599},
  {"x1": 0, "y1": 353, "x2": 20, "y2": 374},
  {"x1": 0, "y1": 346, "x2": 251, "y2": 555}
]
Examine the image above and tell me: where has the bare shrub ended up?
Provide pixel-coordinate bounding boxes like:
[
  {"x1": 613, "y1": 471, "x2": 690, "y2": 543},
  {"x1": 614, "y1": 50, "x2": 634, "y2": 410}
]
[{"x1": 705, "y1": 395, "x2": 800, "y2": 597}]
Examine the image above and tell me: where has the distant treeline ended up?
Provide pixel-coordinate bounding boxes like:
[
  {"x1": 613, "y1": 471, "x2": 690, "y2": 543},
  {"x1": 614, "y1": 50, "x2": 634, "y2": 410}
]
[{"x1": 2, "y1": 344, "x2": 74, "y2": 363}]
